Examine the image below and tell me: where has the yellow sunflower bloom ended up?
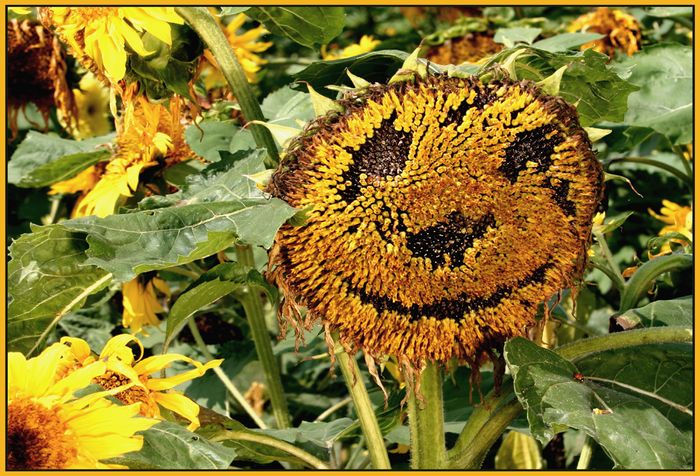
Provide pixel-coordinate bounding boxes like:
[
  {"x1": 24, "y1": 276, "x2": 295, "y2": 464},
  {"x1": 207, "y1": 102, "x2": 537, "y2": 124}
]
[
  {"x1": 73, "y1": 91, "x2": 193, "y2": 217},
  {"x1": 121, "y1": 276, "x2": 171, "y2": 335},
  {"x1": 61, "y1": 335, "x2": 223, "y2": 431},
  {"x1": 41, "y1": 7, "x2": 184, "y2": 83},
  {"x1": 648, "y1": 200, "x2": 693, "y2": 256},
  {"x1": 72, "y1": 72, "x2": 112, "y2": 139},
  {"x1": 202, "y1": 12, "x2": 272, "y2": 89},
  {"x1": 569, "y1": 7, "x2": 641, "y2": 58},
  {"x1": 8, "y1": 343, "x2": 157, "y2": 469},
  {"x1": 322, "y1": 35, "x2": 380, "y2": 61}
]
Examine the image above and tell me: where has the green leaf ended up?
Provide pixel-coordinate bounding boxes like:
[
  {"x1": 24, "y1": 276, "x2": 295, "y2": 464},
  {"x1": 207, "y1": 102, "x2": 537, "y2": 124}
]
[
  {"x1": 592, "y1": 211, "x2": 634, "y2": 235},
  {"x1": 505, "y1": 337, "x2": 692, "y2": 469},
  {"x1": 644, "y1": 7, "x2": 693, "y2": 18},
  {"x1": 615, "y1": 297, "x2": 692, "y2": 330},
  {"x1": 619, "y1": 254, "x2": 693, "y2": 312},
  {"x1": 164, "y1": 262, "x2": 278, "y2": 348},
  {"x1": 612, "y1": 44, "x2": 692, "y2": 144},
  {"x1": 219, "y1": 7, "x2": 250, "y2": 16},
  {"x1": 245, "y1": 7, "x2": 345, "y2": 48},
  {"x1": 185, "y1": 120, "x2": 240, "y2": 162},
  {"x1": 107, "y1": 421, "x2": 236, "y2": 469},
  {"x1": 62, "y1": 151, "x2": 296, "y2": 281},
  {"x1": 8, "y1": 225, "x2": 112, "y2": 353},
  {"x1": 494, "y1": 27, "x2": 542, "y2": 47},
  {"x1": 258, "y1": 418, "x2": 355, "y2": 448},
  {"x1": 292, "y1": 50, "x2": 409, "y2": 96},
  {"x1": 9, "y1": 131, "x2": 114, "y2": 187},
  {"x1": 531, "y1": 32, "x2": 604, "y2": 52},
  {"x1": 261, "y1": 86, "x2": 315, "y2": 126}
]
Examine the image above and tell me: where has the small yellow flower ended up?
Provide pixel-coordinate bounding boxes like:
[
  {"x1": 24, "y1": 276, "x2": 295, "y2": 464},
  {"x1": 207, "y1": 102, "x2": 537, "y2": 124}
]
[
  {"x1": 569, "y1": 7, "x2": 641, "y2": 57},
  {"x1": 61, "y1": 335, "x2": 223, "y2": 431},
  {"x1": 202, "y1": 13, "x2": 272, "y2": 88},
  {"x1": 322, "y1": 35, "x2": 380, "y2": 61},
  {"x1": 41, "y1": 7, "x2": 184, "y2": 83},
  {"x1": 121, "y1": 276, "x2": 171, "y2": 335},
  {"x1": 8, "y1": 343, "x2": 157, "y2": 469},
  {"x1": 648, "y1": 200, "x2": 692, "y2": 256},
  {"x1": 72, "y1": 72, "x2": 112, "y2": 139}
]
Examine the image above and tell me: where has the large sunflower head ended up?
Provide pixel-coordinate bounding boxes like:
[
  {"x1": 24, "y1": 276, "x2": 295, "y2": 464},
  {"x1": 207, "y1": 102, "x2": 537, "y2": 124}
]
[
  {"x1": 267, "y1": 74, "x2": 603, "y2": 370},
  {"x1": 8, "y1": 343, "x2": 157, "y2": 469},
  {"x1": 568, "y1": 7, "x2": 641, "y2": 58},
  {"x1": 7, "y1": 18, "x2": 77, "y2": 137}
]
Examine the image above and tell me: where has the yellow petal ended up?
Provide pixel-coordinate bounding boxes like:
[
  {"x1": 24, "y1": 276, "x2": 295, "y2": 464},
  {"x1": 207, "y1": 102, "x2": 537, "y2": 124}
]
[
  {"x1": 146, "y1": 359, "x2": 223, "y2": 391},
  {"x1": 49, "y1": 361, "x2": 107, "y2": 399},
  {"x1": 99, "y1": 334, "x2": 144, "y2": 363},
  {"x1": 97, "y1": 28, "x2": 127, "y2": 81},
  {"x1": 154, "y1": 391, "x2": 200, "y2": 431},
  {"x1": 113, "y1": 18, "x2": 152, "y2": 57},
  {"x1": 60, "y1": 337, "x2": 93, "y2": 362}
]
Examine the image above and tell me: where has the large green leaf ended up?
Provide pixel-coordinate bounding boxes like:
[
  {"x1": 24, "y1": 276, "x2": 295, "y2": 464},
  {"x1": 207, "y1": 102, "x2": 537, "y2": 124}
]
[
  {"x1": 494, "y1": 27, "x2": 542, "y2": 47},
  {"x1": 612, "y1": 44, "x2": 692, "y2": 145},
  {"x1": 9, "y1": 131, "x2": 114, "y2": 187},
  {"x1": 164, "y1": 262, "x2": 278, "y2": 349},
  {"x1": 245, "y1": 7, "x2": 345, "y2": 48},
  {"x1": 505, "y1": 337, "x2": 692, "y2": 469},
  {"x1": 185, "y1": 120, "x2": 239, "y2": 163},
  {"x1": 292, "y1": 50, "x2": 409, "y2": 95},
  {"x1": 530, "y1": 32, "x2": 604, "y2": 52},
  {"x1": 8, "y1": 225, "x2": 112, "y2": 353},
  {"x1": 107, "y1": 421, "x2": 236, "y2": 469},
  {"x1": 615, "y1": 297, "x2": 692, "y2": 330},
  {"x1": 62, "y1": 152, "x2": 296, "y2": 281},
  {"x1": 261, "y1": 86, "x2": 315, "y2": 126}
]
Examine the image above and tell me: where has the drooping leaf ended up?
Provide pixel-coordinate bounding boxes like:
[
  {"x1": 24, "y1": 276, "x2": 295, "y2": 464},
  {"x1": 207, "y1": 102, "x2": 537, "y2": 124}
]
[
  {"x1": 245, "y1": 7, "x2": 345, "y2": 48},
  {"x1": 8, "y1": 224, "x2": 112, "y2": 353},
  {"x1": 107, "y1": 421, "x2": 236, "y2": 469},
  {"x1": 185, "y1": 120, "x2": 240, "y2": 163},
  {"x1": 164, "y1": 262, "x2": 278, "y2": 348},
  {"x1": 505, "y1": 337, "x2": 692, "y2": 469},
  {"x1": 612, "y1": 44, "x2": 692, "y2": 144},
  {"x1": 9, "y1": 131, "x2": 114, "y2": 187},
  {"x1": 531, "y1": 32, "x2": 604, "y2": 52},
  {"x1": 614, "y1": 297, "x2": 692, "y2": 330},
  {"x1": 61, "y1": 151, "x2": 296, "y2": 281},
  {"x1": 292, "y1": 50, "x2": 409, "y2": 96},
  {"x1": 260, "y1": 86, "x2": 315, "y2": 126}
]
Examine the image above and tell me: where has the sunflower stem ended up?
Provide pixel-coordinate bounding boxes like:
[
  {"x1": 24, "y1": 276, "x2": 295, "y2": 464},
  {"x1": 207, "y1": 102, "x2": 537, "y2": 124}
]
[
  {"x1": 333, "y1": 336, "x2": 391, "y2": 469},
  {"x1": 175, "y1": 6, "x2": 280, "y2": 168},
  {"x1": 576, "y1": 436, "x2": 595, "y2": 469},
  {"x1": 447, "y1": 326, "x2": 693, "y2": 469},
  {"x1": 592, "y1": 232, "x2": 625, "y2": 292},
  {"x1": 186, "y1": 318, "x2": 268, "y2": 429},
  {"x1": 408, "y1": 362, "x2": 447, "y2": 469},
  {"x1": 235, "y1": 245, "x2": 291, "y2": 429}
]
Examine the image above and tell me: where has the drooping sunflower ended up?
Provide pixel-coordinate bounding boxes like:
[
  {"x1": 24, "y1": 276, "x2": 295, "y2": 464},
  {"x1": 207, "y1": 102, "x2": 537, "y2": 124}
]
[
  {"x1": 60, "y1": 335, "x2": 223, "y2": 431},
  {"x1": 8, "y1": 343, "x2": 157, "y2": 469},
  {"x1": 40, "y1": 7, "x2": 184, "y2": 84},
  {"x1": 7, "y1": 18, "x2": 77, "y2": 138},
  {"x1": 568, "y1": 7, "x2": 641, "y2": 58},
  {"x1": 267, "y1": 75, "x2": 603, "y2": 369},
  {"x1": 426, "y1": 33, "x2": 503, "y2": 65},
  {"x1": 121, "y1": 275, "x2": 171, "y2": 335}
]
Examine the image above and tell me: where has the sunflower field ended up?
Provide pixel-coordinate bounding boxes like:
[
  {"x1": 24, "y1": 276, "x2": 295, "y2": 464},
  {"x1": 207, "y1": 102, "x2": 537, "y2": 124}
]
[{"x1": 6, "y1": 6, "x2": 694, "y2": 471}]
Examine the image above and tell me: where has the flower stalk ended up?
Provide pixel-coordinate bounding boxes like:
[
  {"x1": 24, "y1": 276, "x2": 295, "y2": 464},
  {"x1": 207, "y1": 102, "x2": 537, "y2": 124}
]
[{"x1": 408, "y1": 362, "x2": 447, "y2": 469}]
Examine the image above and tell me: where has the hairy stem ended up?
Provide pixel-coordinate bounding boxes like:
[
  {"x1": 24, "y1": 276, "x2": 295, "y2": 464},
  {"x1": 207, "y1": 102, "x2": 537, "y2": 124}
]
[
  {"x1": 408, "y1": 362, "x2": 447, "y2": 469},
  {"x1": 175, "y1": 7, "x2": 279, "y2": 167},
  {"x1": 235, "y1": 245, "x2": 291, "y2": 429},
  {"x1": 334, "y1": 337, "x2": 391, "y2": 469},
  {"x1": 186, "y1": 318, "x2": 268, "y2": 429}
]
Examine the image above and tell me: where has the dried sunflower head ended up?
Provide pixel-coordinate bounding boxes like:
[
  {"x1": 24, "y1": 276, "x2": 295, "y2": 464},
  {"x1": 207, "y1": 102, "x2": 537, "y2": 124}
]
[
  {"x1": 426, "y1": 32, "x2": 503, "y2": 65},
  {"x1": 568, "y1": 7, "x2": 641, "y2": 58},
  {"x1": 7, "y1": 19, "x2": 76, "y2": 137},
  {"x1": 267, "y1": 74, "x2": 603, "y2": 370}
]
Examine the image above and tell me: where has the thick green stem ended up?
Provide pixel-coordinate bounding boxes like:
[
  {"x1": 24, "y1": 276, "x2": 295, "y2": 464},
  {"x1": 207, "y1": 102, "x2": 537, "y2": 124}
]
[
  {"x1": 211, "y1": 430, "x2": 330, "y2": 469},
  {"x1": 618, "y1": 254, "x2": 692, "y2": 312},
  {"x1": 175, "y1": 7, "x2": 279, "y2": 167},
  {"x1": 235, "y1": 245, "x2": 291, "y2": 429},
  {"x1": 408, "y1": 362, "x2": 447, "y2": 469},
  {"x1": 447, "y1": 326, "x2": 693, "y2": 469},
  {"x1": 334, "y1": 337, "x2": 391, "y2": 469},
  {"x1": 186, "y1": 319, "x2": 268, "y2": 429}
]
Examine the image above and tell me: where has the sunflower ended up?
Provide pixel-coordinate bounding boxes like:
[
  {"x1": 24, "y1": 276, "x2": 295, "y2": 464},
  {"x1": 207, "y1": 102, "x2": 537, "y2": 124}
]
[
  {"x1": 426, "y1": 32, "x2": 503, "y2": 65},
  {"x1": 70, "y1": 89, "x2": 193, "y2": 217},
  {"x1": 568, "y1": 7, "x2": 641, "y2": 58},
  {"x1": 8, "y1": 343, "x2": 157, "y2": 469},
  {"x1": 40, "y1": 7, "x2": 184, "y2": 84},
  {"x1": 201, "y1": 12, "x2": 272, "y2": 90},
  {"x1": 72, "y1": 72, "x2": 112, "y2": 139},
  {"x1": 322, "y1": 35, "x2": 381, "y2": 61},
  {"x1": 60, "y1": 335, "x2": 223, "y2": 431},
  {"x1": 7, "y1": 18, "x2": 77, "y2": 138},
  {"x1": 122, "y1": 275, "x2": 171, "y2": 335},
  {"x1": 648, "y1": 200, "x2": 693, "y2": 256},
  {"x1": 267, "y1": 75, "x2": 603, "y2": 368}
]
